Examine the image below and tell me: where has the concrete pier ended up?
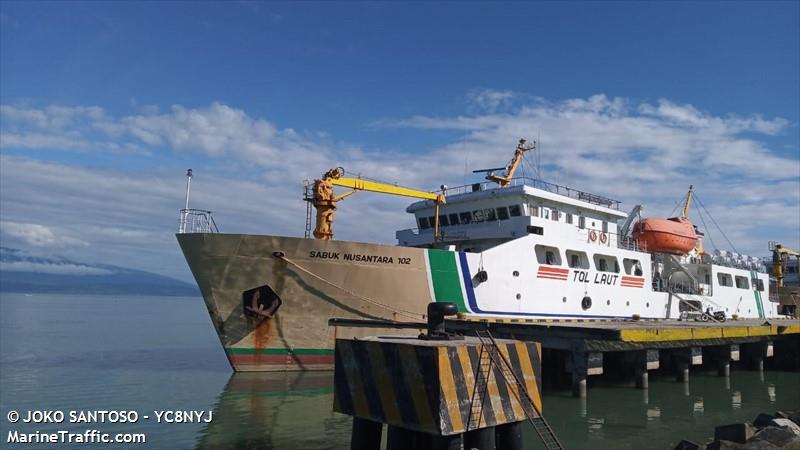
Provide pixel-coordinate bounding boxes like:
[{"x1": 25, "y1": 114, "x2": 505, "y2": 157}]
[
  {"x1": 333, "y1": 331, "x2": 553, "y2": 449},
  {"x1": 332, "y1": 315, "x2": 799, "y2": 400}
]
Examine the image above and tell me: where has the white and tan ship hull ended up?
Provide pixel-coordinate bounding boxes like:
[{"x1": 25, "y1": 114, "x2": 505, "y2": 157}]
[{"x1": 177, "y1": 233, "x2": 436, "y2": 371}]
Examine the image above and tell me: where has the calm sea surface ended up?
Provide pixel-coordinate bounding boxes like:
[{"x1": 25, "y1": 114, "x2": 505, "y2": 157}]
[{"x1": 1, "y1": 293, "x2": 797, "y2": 449}]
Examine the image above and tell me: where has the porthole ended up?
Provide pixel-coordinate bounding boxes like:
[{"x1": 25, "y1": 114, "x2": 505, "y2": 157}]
[
  {"x1": 562, "y1": 296, "x2": 567, "y2": 303},
  {"x1": 626, "y1": 301, "x2": 630, "y2": 307},
  {"x1": 516, "y1": 293, "x2": 522, "y2": 300},
  {"x1": 606, "y1": 299, "x2": 611, "y2": 306},
  {"x1": 513, "y1": 271, "x2": 519, "y2": 277},
  {"x1": 581, "y1": 296, "x2": 592, "y2": 310},
  {"x1": 646, "y1": 302, "x2": 650, "y2": 308}
]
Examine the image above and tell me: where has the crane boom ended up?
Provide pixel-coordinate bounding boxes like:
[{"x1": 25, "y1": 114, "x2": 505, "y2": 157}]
[
  {"x1": 681, "y1": 185, "x2": 694, "y2": 218},
  {"x1": 310, "y1": 167, "x2": 445, "y2": 241},
  {"x1": 331, "y1": 177, "x2": 442, "y2": 202},
  {"x1": 487, "y1": 138, "x2": 535, "y2": 187}
]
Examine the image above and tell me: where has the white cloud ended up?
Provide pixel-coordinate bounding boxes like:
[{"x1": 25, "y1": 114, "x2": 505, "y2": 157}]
[
  {"x1": 0, "y1": 260, "x2": 112, "y2": 275},
  {"x1": 468, "y1": 89, "x2": 518, "y2": 112},
  {"x1": 0, "y1": 221, "x2": 88, "y2": 247},
  {"x1": 0, "y1": 95, "x2": 798, "y2": 279}
]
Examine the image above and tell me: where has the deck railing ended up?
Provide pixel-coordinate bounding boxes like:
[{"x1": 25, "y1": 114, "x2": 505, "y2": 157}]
[
  {"x1": 441, "y1": 177, "x2": 621, "y2": 210},
  {"x1": 178, "y1": 208, "x2": 219, "y2": 233}
]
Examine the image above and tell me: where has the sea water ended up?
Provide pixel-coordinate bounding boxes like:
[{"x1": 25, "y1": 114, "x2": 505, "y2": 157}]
[{"x1": 1, "y1": 293, "x2": 797, "y2": 449}]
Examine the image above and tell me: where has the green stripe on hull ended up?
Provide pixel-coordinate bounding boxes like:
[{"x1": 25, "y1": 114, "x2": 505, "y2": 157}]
[
  {"x1": 226, "y1": 348, "x2": 335, "y2": 356},
  {"x1": 426, "y1": 249, "x2": 468, "y2": 312},
  {"x1": 751, "y1": 271, "x2": 765, "y2": 319}
]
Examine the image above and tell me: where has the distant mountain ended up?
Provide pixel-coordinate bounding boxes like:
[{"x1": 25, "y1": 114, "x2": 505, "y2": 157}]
[{"x1": 0, "y1": 247, "x2": 199, "y2": 296}]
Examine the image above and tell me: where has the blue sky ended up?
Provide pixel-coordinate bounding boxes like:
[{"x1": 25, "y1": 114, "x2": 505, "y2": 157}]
[{"x1": 1, "y1": 1, "x2": 798, "y2": 281}]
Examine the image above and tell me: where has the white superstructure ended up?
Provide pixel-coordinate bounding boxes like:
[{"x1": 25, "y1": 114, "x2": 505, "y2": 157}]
[{"x1": 396, "y1": 177, "x2": 778, "y2": 320}]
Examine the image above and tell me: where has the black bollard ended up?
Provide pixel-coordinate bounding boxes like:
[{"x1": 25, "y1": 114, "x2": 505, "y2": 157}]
[
  {"x1": 420, "y1": 302, "x2": 463, "y2": 340},
  {"x1": 351, "y1": 417, "x2": 382, "y2": 450},
  {"x1": 464, "y1": 426, "x2": 495, "y2": 450},
  {"x1": 495, "y1": 421, "x2": 523, "y2": 450}
]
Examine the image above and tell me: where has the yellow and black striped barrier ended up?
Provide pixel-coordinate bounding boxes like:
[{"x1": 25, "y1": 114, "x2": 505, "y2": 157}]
[{"x1": 333, "y1": 336, "x2": 542, "y2": 436}]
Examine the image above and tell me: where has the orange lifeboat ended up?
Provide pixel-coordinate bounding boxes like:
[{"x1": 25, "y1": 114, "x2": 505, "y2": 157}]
[{"x1": 632, "y1": 217, "x2": 698, "y2": 254}]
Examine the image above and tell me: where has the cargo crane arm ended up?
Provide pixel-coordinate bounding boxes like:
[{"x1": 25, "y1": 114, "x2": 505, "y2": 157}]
[
  {"x1": 310, "y1": 167, "x2": 445, "y2": 241},
  {"x1": 769, "y1": 241, "x2": 800, "y2": 288},
  {"x1": 486, "y1": 138, "x2": 536, "y2": 187}
]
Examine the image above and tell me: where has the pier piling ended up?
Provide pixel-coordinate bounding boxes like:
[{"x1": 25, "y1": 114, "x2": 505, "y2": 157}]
[{"x1": 351, "y1": 418, "x2": 383, "y2": 450}]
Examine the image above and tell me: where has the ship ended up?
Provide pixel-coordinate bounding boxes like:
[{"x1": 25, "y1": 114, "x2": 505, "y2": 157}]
[{"x1": 176, "y1": 139, "x2": 783, "y2": 372}]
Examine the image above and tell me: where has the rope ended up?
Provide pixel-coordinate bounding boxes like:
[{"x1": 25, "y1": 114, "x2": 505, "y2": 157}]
[
  {"x1": 276, "y1": 254, "x2": 424, "y2": 321},
  {"x1": 693, "y1": 199, "x2": 718, "y2": 251},
  {"x1": 695, "y1": 194, "x2": 739, "y2": 254}
]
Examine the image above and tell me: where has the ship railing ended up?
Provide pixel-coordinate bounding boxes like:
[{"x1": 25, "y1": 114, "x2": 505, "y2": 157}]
[
  {"x1": 617, "y1": 235, "x2": 645, "y2": 252},
  {"x1": 708, "y1": 256, "x2": 765, "y2": 273},
  {"x1": 440, "y1": 177, "x2": 621, "y2": 210},
  {"x1": 178, "y1": 208, "x2": 219, "y2": 234}
]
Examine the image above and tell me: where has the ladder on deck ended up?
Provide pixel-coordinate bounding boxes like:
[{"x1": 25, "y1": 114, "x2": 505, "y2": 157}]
[
  {"x1": 471, "y1": 329, "x2": 564, "y2": 450},
  {"x1": 303, "y1": 183, "x2": 313, "y2": 238}
]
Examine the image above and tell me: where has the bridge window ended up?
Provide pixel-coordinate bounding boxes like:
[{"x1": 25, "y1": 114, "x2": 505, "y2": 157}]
[
  {"x1": 485, "y1": 208, "x2": 497, "y2": 222},
  {"x1": 551, "y1": 208, "x2": 559, "y2": 221},
  {"x1": 418, "y1": 217, "x2": 430, "y2": 229},
  {"x1": 717, "y1": 272, "x2": 733, "y2": 287},
  {"x1": 756, "y1": 279, "x2": 765, "y2": 291},
  {"x1": 566, "y1": 213, "x2": 573, "y2": 224},
  {"x1": 735, "y1": 276, "x2": 749, "y2": 290},
  {"x1": 594, "y1": 254, "x2": 619, "y2": 273},
  {"x1": 472, "y1": 210, "x2": 485, "y2": 223},
  {"x1": 566, "y1": 250, "x2": 589, "y2": 269},
  {"x1": 578, "y1": 216, "x2": 586, "y2": 229},
  {"x1": 623, "y1": 258, "x2": 643, "y2": 276},
  {"x1": 448, "y1": 213, "x2": 460, "y2": 225},
  {"x1": 542, "y1": 208, "x2": 550, "y2": 220},
  {"x1": 438, "y1": 215, "x2": 449, "y2": 227},
  {"x1": 459, "y1": 212, "x2": 472, "y2": 224},
  {"x1": 602, "y1": 221, "x2": 608, "y2": 233},
  {"x1": 535, "y1": 245, "x2": 562, "y2": 266},
  {"x1": 509, "y1": 205, "x2": 522, "y2": 217},
  {"x1": 496, "y1": 206, "x2": 509, "y2": 220},
  {"x1": 531, "y1": 206, "x2": 540, "y2": 217},
  {"x1": 428, "y1": 217, "x2": 436, "y2": 228}
]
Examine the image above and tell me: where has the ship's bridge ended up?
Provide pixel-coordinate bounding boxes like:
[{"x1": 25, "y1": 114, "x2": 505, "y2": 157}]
[{"x1": 396, "y1": 177, "x2": 628, "y2": 251}]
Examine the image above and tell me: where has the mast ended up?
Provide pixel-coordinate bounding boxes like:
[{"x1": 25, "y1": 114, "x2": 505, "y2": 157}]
[
  {"x1": 681, "y1": 185, "x2": 694, "y2": 218},
  {"x1": 179, "y1": 169, "x2": 193, "y2": 233}
]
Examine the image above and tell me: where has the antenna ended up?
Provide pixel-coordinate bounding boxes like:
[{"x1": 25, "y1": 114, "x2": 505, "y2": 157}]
[
  {"x1": 537, "y1": 129, "x2": 542, "y2": 180},
  {"x1": 179, "y1": 169, "x2": 193, "y2": 233},
  {"x1": 184, "y1": 168, "x2": 193, "y2": 210}
]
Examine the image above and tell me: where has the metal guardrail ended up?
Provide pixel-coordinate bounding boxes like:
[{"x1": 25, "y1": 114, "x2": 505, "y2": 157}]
[
  {"x1": 442, "y1": 177, "x2": 621, "y2": 210},
  {"x1": 178, "y1": 208, "x2": 218, "y2": 233}
]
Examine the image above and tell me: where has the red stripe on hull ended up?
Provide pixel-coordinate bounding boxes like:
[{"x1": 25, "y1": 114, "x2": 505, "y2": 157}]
[
  {"x1": 537, "y1": 275, "x2": 568, "y2": 280},
  {"x1": 622, "y1": 277, "x2": 645, "y2": 283},
  {"x1": 229, "y1": 354, "x2": 335, "y2": 368},
  {"x1": 538, "y1": 267, "x2": 569, "y2": 274}
]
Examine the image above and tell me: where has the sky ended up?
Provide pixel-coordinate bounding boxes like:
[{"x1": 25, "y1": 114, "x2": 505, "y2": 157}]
[{"x1": 1, "y1": 1, "x2": 798, "y2": 282}]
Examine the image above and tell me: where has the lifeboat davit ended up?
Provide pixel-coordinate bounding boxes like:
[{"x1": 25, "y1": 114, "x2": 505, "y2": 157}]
[{"x1": 632, "y1": 217, "x2": 698, "y2": 254}]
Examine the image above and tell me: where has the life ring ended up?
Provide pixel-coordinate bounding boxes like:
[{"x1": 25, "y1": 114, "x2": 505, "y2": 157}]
[
  {"x1": 589, "y1": 230, "x2": 597, "y2": 242},
  {"x1": 599, "y1": 232, "x2": 608, "y2": 244}
]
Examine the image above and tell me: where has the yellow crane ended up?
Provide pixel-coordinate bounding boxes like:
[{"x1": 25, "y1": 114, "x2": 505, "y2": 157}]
[
  {"x1": 769, "y1": 241, "x2": 800, "y2": 318},
  {"x1": 309, "y1": 167, "x2": 446, "y2": 241},
  {"x1": 769, "y1": 241, "x2": 800, "y2": 288},
  {"x1": 486, "y1": 138, "x2": 535, "y2": 187}
]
